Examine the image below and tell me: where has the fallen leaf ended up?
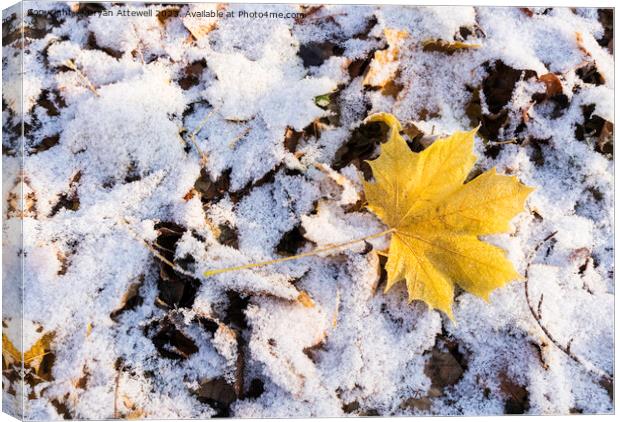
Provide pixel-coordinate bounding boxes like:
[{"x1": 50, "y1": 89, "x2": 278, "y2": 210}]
[
  {"x1": 500, "y1": 372, "x2": 530, "y2": 414},
  {"x1": 297, "y1": 291, "x2": 315, "y2": 308},
  {"x1": 182, "y1": 5, "x2": 220, "y2": 40},
  {"x1": 597, "y1": 120, "x2": 613, "y2": 156},
  {"x1": 363, "y1": 28, "x2": 408, "y2": 88},
  {"x1": 3, "y1": 332, "x2": 54, "y2": 375},
  {"x1": 363, "y1": 113, "x2": 533, "y2": 318},
  {"x1": 422, "y1": 39, "x2": 481, "y2": 55},
  {"x1": 575, "y1": 32, "x2": 591, "y2": 57},
  {"x1": 157, "y1": 7, "x2": 179, "y2": 25},
  {"x1": 520, "y1": 8, "x2": 534, "y2": 17},
  {"x1": 2, "y1": 333, "x2": 20, "y2": 366},
  {"x1": 314, "y1": 93, "x2": 332, "y2": 108},
  {"x1": 538, "y1": 73, "x2": 563, "y2": 97},
  {"x1": 195, "y1": 377, "x2": 237, "y2": 415}
]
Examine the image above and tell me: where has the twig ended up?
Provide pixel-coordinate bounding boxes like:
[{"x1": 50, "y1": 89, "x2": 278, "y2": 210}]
[
  {"x1": 182, "y1": 110, "x2": 214, "y2": 166},
  {"x1": 121, "y1": 219, "x2": 195, "y2": 278},
  {"x1": 141, "y1": 237, "x2": 195, "y2": 278},
  {"x1": 64, "y1": 60, "x2": 99, "y2": 97},
  {"x1": 228, "y1": 127, "x2": 251, "y2": 149},
  {"x1": 524, "y1": 231, "x2": 613, "y2": 386},
  {"x1": 190, "y1": 110, "x2": 215, "y2": 138},
  {"x1": 490, "y1": 138, "x2": 518, "y2": 145}
]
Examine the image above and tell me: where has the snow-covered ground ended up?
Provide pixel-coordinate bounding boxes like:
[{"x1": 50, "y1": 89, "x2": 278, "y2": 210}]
[{"x1": 2, "y1": 2, "x2": 613, "y2": 418}]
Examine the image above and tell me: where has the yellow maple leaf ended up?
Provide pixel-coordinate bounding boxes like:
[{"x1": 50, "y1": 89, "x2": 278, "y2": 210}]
[{"x1": 363, "y1": 113, "x2": 533, "y2": 318}]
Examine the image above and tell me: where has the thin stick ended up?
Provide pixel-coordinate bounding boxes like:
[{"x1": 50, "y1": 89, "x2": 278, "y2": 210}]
[
  {"x1": 143, "y1": 240, "x2": 195, "y2": 277},
  {"x1": 184, "y1": 110, "x2": 214, "y2": 165},
  {"x1": 121, "y1": 219, "x2": 195, "y2": 278},
  {"x1": 491, "y1": 138, "x2": 518, "y2": 145},
  {"x1": 525, "y1": 231, "x2": 612, "y2": 386},
  {"x1": 188, "y1": 133, "x2": 209, "y2": 166},
  {"x1": 204, "y1": 228, "x2": 395, "y2": 277},
  {"x1": 190, "y1": 110, "x2": 214, "y2": 138},
  {"x1": 228, "y1": 127, "x2": 251, "y2": 149},
  {"x1": 64, "y1": 60, "x2": 99, "y2": 97}
]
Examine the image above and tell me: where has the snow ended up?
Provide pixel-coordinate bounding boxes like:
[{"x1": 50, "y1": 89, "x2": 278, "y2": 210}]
[{"x1": 2, "y1": 2, "x2": 613, "y2": 419}]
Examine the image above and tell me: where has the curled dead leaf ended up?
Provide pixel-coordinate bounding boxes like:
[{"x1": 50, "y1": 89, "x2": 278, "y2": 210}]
[
  {"x1": 539, "y1": 73, "x2": 563, "y2": 97},
  {"x1": 422, "y1": 39, "x2": 481, "y2": 55},
  {"x1": 363, "y1": 28, "x2": 408, "y2": 88}
]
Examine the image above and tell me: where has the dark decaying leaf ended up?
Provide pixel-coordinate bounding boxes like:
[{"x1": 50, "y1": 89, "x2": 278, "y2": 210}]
[
  {"x1": 500, "y1": 372, "x2": 530, "y2": 414},
  {"x1": 332, "y1": 119, "x2": 390, "y2": 176},
  {"x1": 276, "y1": 225, "x2": 306, "y2": 256},
  {"x1": 146, "y1": 316, "x2": 198, "y2": 360},
  {"x1": 596, "y1": 9, "x2": 613, "y2": 52},
  {"x1": 110, "y1": 275, "x2": 144, "y2": 322},
  {"x1": 195, "y1": 377, "x2": 238, "y2": 417},
  {"x1": 244, "y1": 378, "x2": 265, "y2": 399},
  {"x1": 178, "y1": 59, "x2": 207, "y2": 90},
  {"x1": 222, "y1": 291, "x2": 250, "y2": 331},
  {"x1": 576, "y1": 62, "x2": 605, "y2": 86},
  {"x1": 482, "y1": 61, "x2": 535, "y2": 114},
  {"x1": 466, "y1": 61, "x2": 538, "y2": 144},
  {"x1": 575, "y1": 104, "x2": 613, "y2": 158},
  {"x1": 402, "y1": 335, "x2": 467, "y2": 411},
  {"x1": 32, "y1": 134, "x2": 60, "y2": 154},
  {"x1": 425, "y1": 340, "x2": 466, "y2": 390},
  {"x1": 298, "y1": 41, "x2": 344, "y2": 68},
  {"x1": 86, "y1": 32, "x2": 123, "y2": 59},
  {"x1": 49, "y1": 171, "x2": 81, "y2": 217},
  {"x1": 194, "y1": 169, "x2": 231, "y2": 203},
  {"x1": 154, "y1": 222, "x2": 200, "y2": 308},
  {"x1": 217, "y1": 223, "x2": 239, "y2": 249},
  {"x1": 284, "y1": 127, "x2": 303, "y2": 153}
]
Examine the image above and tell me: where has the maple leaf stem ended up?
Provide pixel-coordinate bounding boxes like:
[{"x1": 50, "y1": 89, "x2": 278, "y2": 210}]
[{"x1": 204, "y1": 228, "x2": 396, "y2": 277}]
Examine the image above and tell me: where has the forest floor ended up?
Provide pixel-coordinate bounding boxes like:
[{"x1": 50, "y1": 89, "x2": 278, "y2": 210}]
[{"x1": 2, "y1": 2, "x2": 614, "y2": 418}]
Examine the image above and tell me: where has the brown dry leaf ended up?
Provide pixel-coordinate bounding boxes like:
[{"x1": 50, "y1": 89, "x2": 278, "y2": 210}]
[
  {"x1": 363, "y1": 28, "x2": 408, "y2": 88},
  {"x1": 7, "y1": 174, "x2": 37, "y2": 219},
  {"x1": 3, "y1": 332, "x2": 54, "y2": 375},
  {"x1": 422, "y1": 39, "x2": 481, "y2": 55},
  {"x1": 183, "y1": 6, "x2": 221, "y2": 40},
  {"x1": 110, "y1": 275, "x2": 144, "y2": 322},
  {"x1": 500, "y1": 372, "x2": 529, "y2": 414},
  {"x1": 539, "y1": 73, "x2": 563, "y2": 97},
  {"x1": 598, "y1": 120, "x2": 614, "y2": 156},
  {"x1": 122, "y1": 396, "x2": 146, "y2": 419},
  {"x1": 157, "y1": 8, "x2": 179, "y2": 25},
  {"x1": 520, "y1": 8, "x2": 534, "y2": 17},
  {"x1": 575, "y1": 32, "x2": 591, "y2": 57},
  {"x1": 126, "y1": 409, "x2": 146, "y2": 420},
  {"x1": 24, "y1": 332, "x2": 54, "y2": 375},
  {"x1": 297, "y1": 291, "x2": 315, "y2": 308},
  {"x1": 2, "y1": 333, "x2": 20, "y2": 367}
]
